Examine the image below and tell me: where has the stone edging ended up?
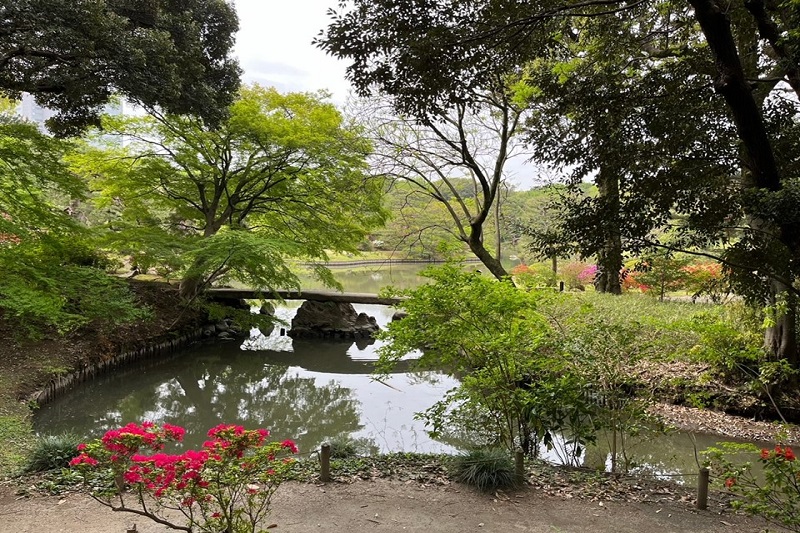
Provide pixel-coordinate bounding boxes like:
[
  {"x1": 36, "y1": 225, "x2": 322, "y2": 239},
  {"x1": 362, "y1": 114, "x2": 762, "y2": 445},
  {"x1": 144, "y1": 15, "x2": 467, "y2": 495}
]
[{"x1": 29, "y1": 327, "x2": 208, "y2": 407}]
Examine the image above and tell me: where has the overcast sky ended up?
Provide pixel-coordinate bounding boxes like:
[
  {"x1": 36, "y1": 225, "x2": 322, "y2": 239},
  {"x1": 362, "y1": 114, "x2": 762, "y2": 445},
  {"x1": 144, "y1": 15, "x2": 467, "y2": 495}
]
[
  {"x1": 233, "y1": 0, "x2": 351, "y2": 101},
  {"x1": 230, "y1": 0, "x2": 541, "y2": 188}
]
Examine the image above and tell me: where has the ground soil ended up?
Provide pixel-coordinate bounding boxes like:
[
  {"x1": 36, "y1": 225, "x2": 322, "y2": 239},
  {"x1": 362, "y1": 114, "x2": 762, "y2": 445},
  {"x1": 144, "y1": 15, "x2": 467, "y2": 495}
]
[
  {"x1": 0, "y1": 478, "x2": 772, "y2": 533},
  {"x1": 0, "y1": 279, "x2": 789, "y2": 532}
]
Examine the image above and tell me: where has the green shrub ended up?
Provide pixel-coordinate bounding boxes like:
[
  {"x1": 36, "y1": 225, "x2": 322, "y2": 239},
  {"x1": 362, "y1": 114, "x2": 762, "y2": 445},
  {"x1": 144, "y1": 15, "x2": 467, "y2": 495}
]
[
  {"x1": 449, "y1": 448, "x2": 519, "y2": 492},
  {"x1": 25, "y1": 433, "x2": 82, "y2": 472},
  {"x1": 327, "y1": 435, "x2": 373, "y2": 459}
]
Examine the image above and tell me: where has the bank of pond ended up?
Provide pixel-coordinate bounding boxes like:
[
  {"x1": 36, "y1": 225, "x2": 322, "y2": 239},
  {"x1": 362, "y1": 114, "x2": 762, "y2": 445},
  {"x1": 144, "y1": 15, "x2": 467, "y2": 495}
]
[{"x1": 33, "y1": 302, "x2": 767, "y2": 485}]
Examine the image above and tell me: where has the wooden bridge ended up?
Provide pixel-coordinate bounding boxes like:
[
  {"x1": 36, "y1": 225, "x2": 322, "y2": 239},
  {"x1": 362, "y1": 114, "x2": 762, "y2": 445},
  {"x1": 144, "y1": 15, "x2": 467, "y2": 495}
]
[{"x1": 205, "y1": 288, "x2": 403, "y2": 306}]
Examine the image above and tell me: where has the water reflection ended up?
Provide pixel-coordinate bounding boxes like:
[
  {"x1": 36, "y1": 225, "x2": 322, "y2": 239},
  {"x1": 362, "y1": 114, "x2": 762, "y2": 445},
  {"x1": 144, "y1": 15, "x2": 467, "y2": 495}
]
[{"x1": 34, "y1": 304, "x2": 457, "y2": 454}]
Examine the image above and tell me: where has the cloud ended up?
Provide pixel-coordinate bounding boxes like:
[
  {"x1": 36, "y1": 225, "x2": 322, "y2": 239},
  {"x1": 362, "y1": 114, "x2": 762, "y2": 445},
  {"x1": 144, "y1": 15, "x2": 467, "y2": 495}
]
[{"x1": 232, "y1": 0, "x2": 350, "y2": 101}]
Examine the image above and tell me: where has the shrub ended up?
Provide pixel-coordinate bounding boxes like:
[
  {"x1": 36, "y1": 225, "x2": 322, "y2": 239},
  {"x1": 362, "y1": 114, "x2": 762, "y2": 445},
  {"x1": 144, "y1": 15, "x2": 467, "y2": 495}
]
[
  {"x1": 327, "y1": 435, "x2": 372, "y2": 459},
  {"x1": 705, "y1": 442, "x2": 800, "y2": 531},
  {"x1": 25, "y1": 433, "x2": 83, "y2": 472},
  {"x1": 510, "y1": 263, "x2": 556, "y2": 288},
  {"x1": 70, "y1": 422, "x2": 297, "y2": 533},
  {"x1": 559, "y1": 261, "x2": 591, "y2": 290},
  {"x1": 450, "y1": 448, "x2": 518, "y2": 492}
]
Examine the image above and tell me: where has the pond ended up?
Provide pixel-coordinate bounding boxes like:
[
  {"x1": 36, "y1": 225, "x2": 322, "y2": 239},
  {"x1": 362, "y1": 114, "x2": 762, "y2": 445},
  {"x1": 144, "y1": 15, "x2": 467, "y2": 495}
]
[{"x1": 33, "y1": 262, "x2": 763, "y2": 482}]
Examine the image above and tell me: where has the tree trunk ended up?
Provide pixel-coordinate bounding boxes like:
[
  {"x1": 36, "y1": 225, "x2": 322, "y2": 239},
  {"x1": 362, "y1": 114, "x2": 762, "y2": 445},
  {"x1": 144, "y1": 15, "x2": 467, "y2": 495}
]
[
  {"x1": 765, "y1": 284, "x2": 798, "y2": 368},
  {"x1": 467, "y1": 225, "x2": 509, "y2": 280},
  {"x1": 689, "y1": 0, "x2": 799, "y2": 367},
  {"x1": 594, "y1": 168, "x2": 623, "y2": 294}
]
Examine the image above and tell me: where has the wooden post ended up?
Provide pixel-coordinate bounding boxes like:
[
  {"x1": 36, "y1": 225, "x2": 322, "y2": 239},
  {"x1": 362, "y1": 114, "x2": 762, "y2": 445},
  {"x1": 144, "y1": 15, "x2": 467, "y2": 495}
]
[
  {"x1": 320, "y1": 443, "x2": 331, "y2": 482},
  {"x1": 515, "y1": 448, "x2": 525, "y2": 483},
  {"x1": 697, "y1": 467, "x2": 709, "y2": 510}
]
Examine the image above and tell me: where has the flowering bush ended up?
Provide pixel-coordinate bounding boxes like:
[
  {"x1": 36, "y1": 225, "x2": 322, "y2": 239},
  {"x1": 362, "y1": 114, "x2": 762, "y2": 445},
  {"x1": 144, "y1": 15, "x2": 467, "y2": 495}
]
[
  {"x1": 559, "y1": 261, "x2": 591, "y2": 290},
  {"x1": 510, "y1": 263, "x2": 556, "y2": 288},
  {"x1": 70, "y1": 422, "x2": 297, "y2": 533},
  {"x1": 705, "y1": 442, "x2": 800, "y2": 530},
  {"x1": 577, "y1": 264, "x2": 598, "y2": 285},
  {"x1": 682, "y1": 261, "x2": 723, "y2": 295}
]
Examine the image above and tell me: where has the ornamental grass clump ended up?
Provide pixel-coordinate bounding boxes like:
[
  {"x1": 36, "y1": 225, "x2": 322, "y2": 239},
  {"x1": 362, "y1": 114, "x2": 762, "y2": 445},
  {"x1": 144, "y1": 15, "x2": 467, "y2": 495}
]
[
  {"x1": 70, "y1": 422, "x2": 298, "y2": 533},
  {"x1": 24, "y1": 432, "x2": 83, "y2": 472},
  {"x1": 450, "y1": 448, "x2": 519, "y2": 492}
]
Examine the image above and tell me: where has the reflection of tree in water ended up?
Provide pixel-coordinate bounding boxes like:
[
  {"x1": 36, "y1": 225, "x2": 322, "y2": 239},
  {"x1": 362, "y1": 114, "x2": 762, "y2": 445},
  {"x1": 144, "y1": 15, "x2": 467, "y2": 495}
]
[{"x1": 34, "y1": 345, "x2": 363, "y2": 453}]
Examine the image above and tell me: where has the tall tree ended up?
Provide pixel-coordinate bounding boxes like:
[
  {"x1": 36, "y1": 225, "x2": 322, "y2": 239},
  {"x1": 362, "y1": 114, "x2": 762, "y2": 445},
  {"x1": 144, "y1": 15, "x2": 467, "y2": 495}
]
[
  {"x1": 518, "y1": 3, "x2": 738, "y2": 294},
  {"x1": 0, "y1": 0, "x2": 240, "y2": 135},
  {"x1": 319, "y1": 0, "x2": 800, "y2": 366},
  {"x1": 350, "y1": 92, "x2": 526, "y2": 280},
  {"x1": 72, "y1": 85, "x2": 386, "y2": 299},
  {"x1": 0, "y1": 114, "x2": 145, "y2": 333}
]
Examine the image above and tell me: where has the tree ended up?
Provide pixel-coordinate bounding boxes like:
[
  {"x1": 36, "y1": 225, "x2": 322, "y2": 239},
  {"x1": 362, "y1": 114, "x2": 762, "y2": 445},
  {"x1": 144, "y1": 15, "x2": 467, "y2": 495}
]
[
  {"x1": 72, "y1": 85, "x2": 386, "y2": 300},
  {"x1": 0, "y1": 114, "x2": 146, "y2": 334},
  {"x1": 319, "y1": 0, "x2": 800, "y2": 367},
  {"x1": 348, "y1": 89, "x2": 526, "y2": 280},
  {"x1": 515, "y1": 3, "x2": 739, "y2": 294},
  {"x1": 0, "y1": 0, "x2": 240, "y2": 136}
]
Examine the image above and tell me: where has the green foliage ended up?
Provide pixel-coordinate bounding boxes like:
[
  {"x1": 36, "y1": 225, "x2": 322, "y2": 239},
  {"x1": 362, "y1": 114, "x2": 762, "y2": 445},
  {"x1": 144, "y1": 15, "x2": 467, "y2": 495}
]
[
  {"x1": 0, "y1": 116, "x2": 83, "y2": 242},
  {"x1": 449, "y1": 448, "x2": 519, "y2": 492},
  {"x1": 683, "y1": 308, "x2": 765, "y2": 383},
  {"x1": 379, "y1": 265, "x2": 595, "y2": 456},
  {"x1": 0, "y1": 238, "x2": 150, "y2": 335},
  {"x1": 0, "y1": 116, "x2": 148, "y2": 335},
  {"x1": 510, "y1": 263, "x2": 557, "y2": 289},
  {"x1": 632, "y1": 251, "x2": 692, "y2": 301},
  {"x1": 326, "y1": 435, "x2": 378, "y2": 459},
  {"x1": 705, "y1": 442, "x2": 800, "y2": 530},
  {"x1": 1, "y1": 0, "x2": 240, "y2": 135},
  {"x1": 560, "y1": 317, "x2": 656, "y2": 472},
  {"x1": 71, "y1": 85, "x2": 386, "y2": 297},
  {"x1": 24, "y1": 433, "x2": 82, "y2": 473}
]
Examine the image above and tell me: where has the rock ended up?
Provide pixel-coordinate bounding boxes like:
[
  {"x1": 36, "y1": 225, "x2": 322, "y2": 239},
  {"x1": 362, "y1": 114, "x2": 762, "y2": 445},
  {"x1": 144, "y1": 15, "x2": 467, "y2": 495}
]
[
  {"x1": 288, "y1": 301, "x2": 380, "y2": 339},
  {"x1": 391, "y1": 311, "x2": 408, "y2": 322},
  {"x1": 259, "y1": 301, "x2": 276, "y2": 316}
]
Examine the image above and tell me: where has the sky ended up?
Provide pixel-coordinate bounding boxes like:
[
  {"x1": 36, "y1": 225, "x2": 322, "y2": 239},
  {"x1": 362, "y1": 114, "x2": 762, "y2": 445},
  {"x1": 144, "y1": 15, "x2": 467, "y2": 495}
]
[
  {"x1": 233, "y1": 0, "x2": 351, "y2": 101},
  {"x1": 230, "y1": 0, "x2": 540, "y2": 189}
]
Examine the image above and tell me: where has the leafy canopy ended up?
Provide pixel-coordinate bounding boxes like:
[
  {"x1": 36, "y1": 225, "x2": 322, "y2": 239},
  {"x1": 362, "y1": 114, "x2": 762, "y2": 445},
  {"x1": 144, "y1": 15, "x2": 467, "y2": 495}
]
[
  {"x1": 0, "y1": 0, "x2": 241, "y2": 135},
  {"x1": 0, "y1": 116, "x2": 147, "y2": 334},
  {"x1": 72, "y1": 85, "x2": 386, "y2": 295}
]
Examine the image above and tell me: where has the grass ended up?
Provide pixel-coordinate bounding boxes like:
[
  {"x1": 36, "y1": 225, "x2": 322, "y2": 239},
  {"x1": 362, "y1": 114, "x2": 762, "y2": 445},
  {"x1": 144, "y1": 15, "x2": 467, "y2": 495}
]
[
  {"x1": 0, "y1": 411, "x2": 36, "y2": 475},
  {"x1": 449, "y1": 448, "x2": 519, "y2": 492},
  {"x1": 23, "y1": 433, "x2": 83, "y2": 473}
]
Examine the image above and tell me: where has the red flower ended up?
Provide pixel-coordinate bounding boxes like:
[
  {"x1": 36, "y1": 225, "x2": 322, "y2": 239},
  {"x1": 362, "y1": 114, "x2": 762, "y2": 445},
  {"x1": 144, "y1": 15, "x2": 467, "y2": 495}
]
[
  {"x1": 761, "y1": 448, "x2": 771, "y2": 460},
  {"x1": 724, "y1": 477, "x2": 736, "y2": 488},
  {"x1": 785, "y1": 447, "x2": 796, "y2": 461},
  {"x1": 281, "y1": 439, "x2": 298, "y2": 454},
  {"x1": 69, "y1": 453, "x2": 99, "y2": 467},
  {"x1": 76, "y1": 443, "x2": 86, "y2": 451}
]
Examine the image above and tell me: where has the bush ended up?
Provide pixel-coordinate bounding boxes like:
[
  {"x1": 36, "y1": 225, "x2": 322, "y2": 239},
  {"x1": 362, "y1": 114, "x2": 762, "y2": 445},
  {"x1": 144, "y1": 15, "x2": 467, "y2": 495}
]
[
  {"x1": 510, "y1": 263, "x2": 556, "y2": 288},
  {"x1": 450, "y1": 448, "x2": 519, "y2": 492},
  {"x1": 559, "y1": 261, "x2": 591, "y2": 290},
  {"x1": 70, "y1": 422, "x2": 298, "y2": 533},
  {"x1": 705, "y1": 442, "x2": 800, "y2": 531},
  {"x1": 327, "y1": 435, "x2": 374, "y2": 459},
  {"x1": 25, "y1": 433, "x2": 83, "y2": 472}
]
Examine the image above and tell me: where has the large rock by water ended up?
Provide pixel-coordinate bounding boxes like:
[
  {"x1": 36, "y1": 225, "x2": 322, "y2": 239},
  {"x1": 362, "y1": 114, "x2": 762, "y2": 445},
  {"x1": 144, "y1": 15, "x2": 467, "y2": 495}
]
[{"x1": 288, "y1": 301, "x2": 379, "y2": 339}]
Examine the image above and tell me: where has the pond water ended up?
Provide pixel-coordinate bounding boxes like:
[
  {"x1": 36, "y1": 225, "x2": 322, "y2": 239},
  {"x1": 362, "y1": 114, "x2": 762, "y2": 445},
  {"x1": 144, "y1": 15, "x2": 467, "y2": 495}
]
[{"x1": 33, "y1": 262, "x2": 763, "y2": 481}]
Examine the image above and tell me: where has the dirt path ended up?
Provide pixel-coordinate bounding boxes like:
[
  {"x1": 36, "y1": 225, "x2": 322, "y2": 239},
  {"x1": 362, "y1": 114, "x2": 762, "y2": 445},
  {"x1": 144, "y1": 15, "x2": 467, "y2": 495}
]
[{"x1": 0, "y1": 479, "x2": 769, "y2": 533}]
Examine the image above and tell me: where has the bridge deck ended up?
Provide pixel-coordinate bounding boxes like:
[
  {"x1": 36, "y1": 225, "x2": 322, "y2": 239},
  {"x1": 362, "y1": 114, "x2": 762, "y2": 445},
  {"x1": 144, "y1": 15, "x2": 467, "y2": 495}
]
[{"x1": 206, "y1": 288, "x2": 403, "y2": 306}]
